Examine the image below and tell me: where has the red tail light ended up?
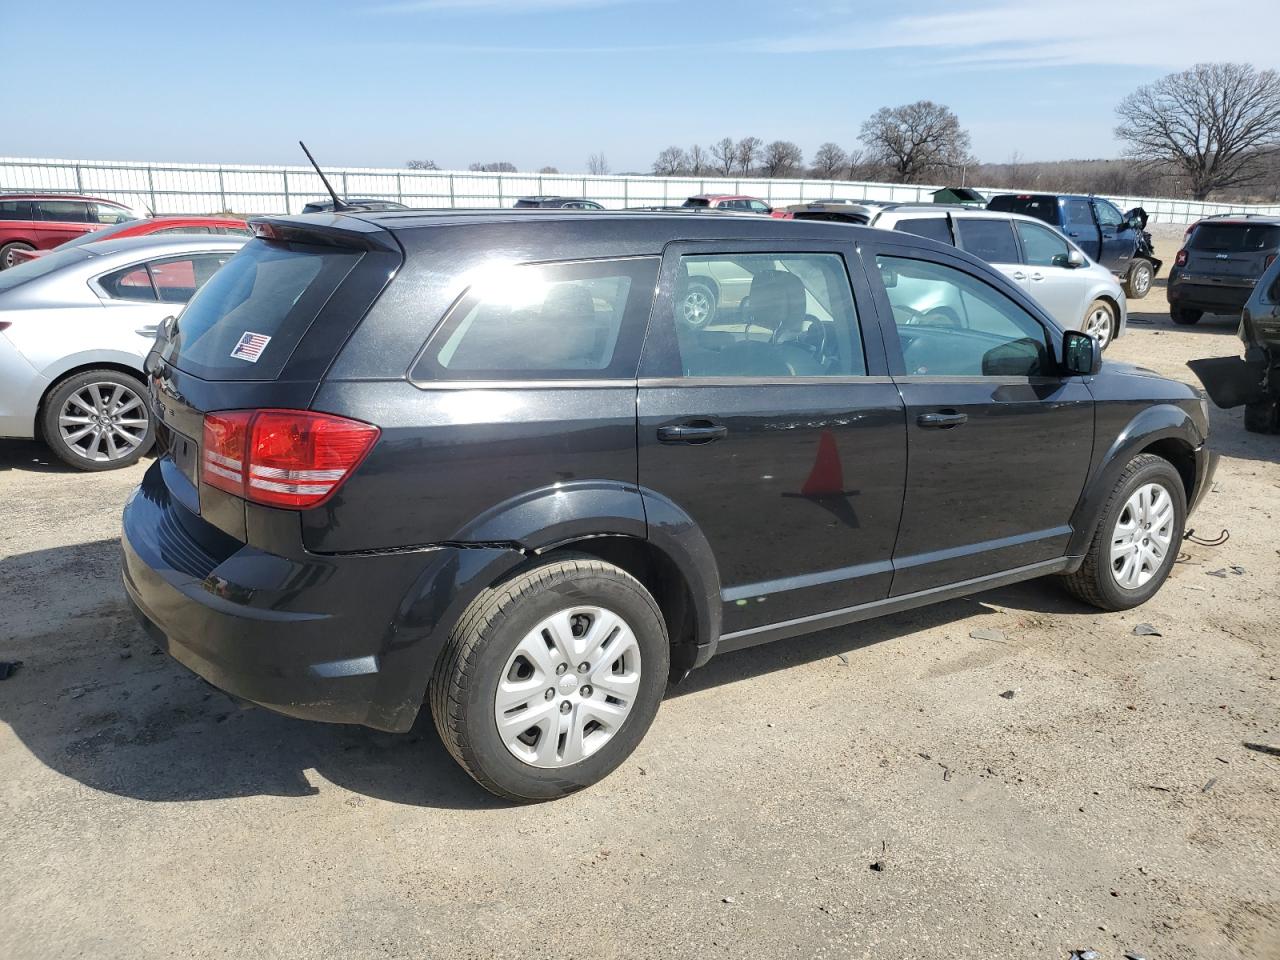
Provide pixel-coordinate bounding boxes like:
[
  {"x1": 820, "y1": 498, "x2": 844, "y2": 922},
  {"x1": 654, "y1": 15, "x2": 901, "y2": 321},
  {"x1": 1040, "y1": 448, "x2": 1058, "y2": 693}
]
[
  {"x1": 1266, "y1": 254, "x2": 1277, "y2": 270},
  {"x1": 1175, "y1": 249, "x2": 1188, "y2": 267},
  {"x1": 201, "y1": 409, "x2": 379, "y2": 509}
]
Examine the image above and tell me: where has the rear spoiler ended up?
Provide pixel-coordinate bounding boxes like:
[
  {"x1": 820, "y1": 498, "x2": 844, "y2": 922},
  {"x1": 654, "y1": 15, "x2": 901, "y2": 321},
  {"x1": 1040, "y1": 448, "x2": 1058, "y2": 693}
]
[{"x1": 248, "y1": 215, "x2": 400, "y2": 253}]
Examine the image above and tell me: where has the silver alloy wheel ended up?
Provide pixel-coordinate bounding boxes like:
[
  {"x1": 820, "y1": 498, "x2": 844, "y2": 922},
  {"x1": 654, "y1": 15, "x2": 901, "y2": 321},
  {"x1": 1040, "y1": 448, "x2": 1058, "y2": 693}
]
[
  {"x1": 681, "y1": 289, "x2": 713, "y2": 328},
  {"x1": 58, "y1": 381, "x2": 148, "y2": 463},
  {"x1": 494, "y1": 605, "x2": 642, "y2": 769},
  {"x1": 1084, "y1": 303, "x2": 1114, "y2": 350},
  {"x1": 1130, "y1": 262, "x2": 1152, "y2": 297},
  {"x1": 2, "y1": 246, "x2": 31, "y2": 269},
  {"x1": 1110, "y1": 481, "x2": 1175, "y2": 589}
]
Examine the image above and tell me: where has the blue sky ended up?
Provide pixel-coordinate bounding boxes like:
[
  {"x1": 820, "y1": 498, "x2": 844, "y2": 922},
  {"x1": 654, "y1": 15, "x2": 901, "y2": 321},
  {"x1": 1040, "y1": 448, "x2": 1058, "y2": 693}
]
[{"x1": 3, "y1": 0, "x2": 1277, "y2": 172}]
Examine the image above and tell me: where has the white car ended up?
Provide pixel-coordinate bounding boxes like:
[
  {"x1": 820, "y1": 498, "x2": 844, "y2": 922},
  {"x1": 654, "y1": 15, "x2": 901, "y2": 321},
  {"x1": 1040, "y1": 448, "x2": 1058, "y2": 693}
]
[
  {"x1": 866, "y1": 205, "x2": 1127, "y2": 349},
  {"x1": 0, "y1": 235, "x2": 244, "y2": 470}
]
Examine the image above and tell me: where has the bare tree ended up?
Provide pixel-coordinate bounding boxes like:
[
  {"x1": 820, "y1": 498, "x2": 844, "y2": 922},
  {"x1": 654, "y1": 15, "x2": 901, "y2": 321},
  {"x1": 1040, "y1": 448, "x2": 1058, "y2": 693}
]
[
  {"x1": 761, "y1": 141, "x2": 804, "y2": 178},
  {"x1": 735, "y1": 136, "x2": 762, "y2": 176},
  {"x1": 859, "y1": 101, "x2": 973, "y2": 183},
  {"x1": 587, "y1": 153, "x2": 610, "y2": 175},
  {"x1": 1116, "y1": 62, "x2": 1280, "y2": 200},
  {"x1": 810, "y1": 142, "x2": 848, "y2": 180},
  {"x1": 652, "y1": 146, "x2": 689, "y2": 176},
  {"x1": 539, "y1": 166, "x2": 560, "y2": 174},
  {"x1": 469, "y1": 161, "x2": 518, "y2": 173},
  {"x1": 845, "y1": 148, "x2": 876, "y2": 181},
  {"x1": 688, "y1": 144, "x2": 710, "y2": 176},
  {"x1": 406, "y1": 159, "x2": 439, "y2": 170},
  {"x1": 710, "y1": 137, "x2": 736, "y2": 176}
]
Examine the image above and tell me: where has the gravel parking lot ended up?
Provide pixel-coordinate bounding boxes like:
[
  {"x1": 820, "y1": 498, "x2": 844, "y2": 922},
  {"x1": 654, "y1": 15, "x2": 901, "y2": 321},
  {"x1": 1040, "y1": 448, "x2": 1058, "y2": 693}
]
[{"x1": 1, "y1": 229, "x2": 1277, "y2": 960}]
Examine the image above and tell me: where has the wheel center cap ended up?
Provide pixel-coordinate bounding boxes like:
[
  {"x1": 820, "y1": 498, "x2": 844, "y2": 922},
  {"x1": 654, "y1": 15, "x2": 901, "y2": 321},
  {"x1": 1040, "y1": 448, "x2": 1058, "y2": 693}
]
[{"x1": 557, "y1": 674, "x2": 579, "y2": 695}]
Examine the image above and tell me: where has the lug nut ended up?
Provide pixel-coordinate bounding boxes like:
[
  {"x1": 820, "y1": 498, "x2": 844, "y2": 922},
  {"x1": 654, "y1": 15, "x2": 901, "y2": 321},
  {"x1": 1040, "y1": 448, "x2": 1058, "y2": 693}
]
[
  {"x1": 580, "y1": 685, "x2": 593, "y2": 697},
  {"x1": 560, "y1": 701, "x2": 572, "y2": 714},
  {"x1": 578, "y1": 662, "x2": 590, "y2": 673},
  {"x1": 555, "y1": 663, "x2": 568, "y2": 676},
  {"x1": 544, "y1": 689, "x2": 555, "y2": 701}
]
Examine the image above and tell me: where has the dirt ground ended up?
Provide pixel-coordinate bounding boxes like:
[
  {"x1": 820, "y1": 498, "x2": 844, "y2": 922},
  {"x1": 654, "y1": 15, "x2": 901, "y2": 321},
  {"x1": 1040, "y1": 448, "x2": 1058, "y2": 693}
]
[{"x1": 1, "y1": 228, "x2": 1277, "y2": 960}]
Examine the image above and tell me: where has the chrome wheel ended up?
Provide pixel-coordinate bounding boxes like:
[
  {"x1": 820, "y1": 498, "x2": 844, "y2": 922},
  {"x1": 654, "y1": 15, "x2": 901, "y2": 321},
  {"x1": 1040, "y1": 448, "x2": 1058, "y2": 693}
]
[
  {"x1": 681, "y1": 287, "x2": 715, "y2": 328},
  {"x1": 1110, "y1": 482, "x2": 1175, "y2": 589},
  {"x1": 58, "y1": 381, "x2": 148, "y2": 463},
  {"x1": 1130, "y1": 262, "x2": 1152, "y2": 297},
  {"x1": 494, "y1": 605, "x2": 642, "y2": 769},
  {"x1": 1084, "y1": 303, "x2": 1114, "y2": 350}
]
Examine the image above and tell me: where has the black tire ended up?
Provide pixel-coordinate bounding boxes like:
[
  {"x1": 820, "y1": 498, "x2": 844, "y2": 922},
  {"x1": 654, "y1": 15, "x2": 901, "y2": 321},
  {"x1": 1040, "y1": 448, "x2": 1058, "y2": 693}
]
[
  {"x1": 1243, "y1": 397, "x2": 1280, "y2": 434},
  {"x1": 1125, "y1": 259, "x2": 1154, "y2": 299},
  {"x1": 0, "y1": 241, "x2": 36, "y2": 270},
  {"x1": 1084, "y1": 298, "x2": 1117, "y2": 351},
  {"x1": 1171, "y1": 307, "x2": 1203, "y2": 326},
  {"x1": 679, "y1": 280, "x2": 718, "y2": 329},
  {"x1": 430, "y1": 556, "x2": 670, "y2": 802},
  {"x1": 40, "y1": 369, "x2": 154, "y2": 471},
  {"x1": 1059, "y1": 453, "x2": 1186, "y2": 611}
]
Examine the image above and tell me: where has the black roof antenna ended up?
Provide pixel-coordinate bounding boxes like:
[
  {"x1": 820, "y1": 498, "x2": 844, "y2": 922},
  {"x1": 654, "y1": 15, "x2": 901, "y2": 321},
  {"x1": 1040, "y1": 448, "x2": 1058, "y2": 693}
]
[{"x1": 298, "y1": 140, "x2": 350, "y2": 212}]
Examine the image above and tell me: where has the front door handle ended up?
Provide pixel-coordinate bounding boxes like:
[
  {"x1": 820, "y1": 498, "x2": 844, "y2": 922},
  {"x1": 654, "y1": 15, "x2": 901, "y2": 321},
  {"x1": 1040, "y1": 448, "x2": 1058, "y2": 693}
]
[
  {"x1": 916, "y1": 411, "x2": 968, "y2": 429},
  {"x1": 136, "y1": 324, "x2": 159, "y2": 337},
  {"x1": 657, "y1": 422, "x2": 728, "y2": 443},
  {"x1": 1010, "y1": 271, "x2": 1026, "y2": 281}
]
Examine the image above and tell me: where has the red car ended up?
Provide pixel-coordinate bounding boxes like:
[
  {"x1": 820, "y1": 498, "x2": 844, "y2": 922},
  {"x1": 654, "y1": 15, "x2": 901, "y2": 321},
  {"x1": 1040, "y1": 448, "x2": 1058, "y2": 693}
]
[
  {"x1": 681, "y1": 194, "x2": 782, "y2": 215},
  {"x1": 6, "y1": 214, "x2": 250, "y2": 266},
  {"x1": 0, "y1": 194, "x2": 144, "y2": 269}
]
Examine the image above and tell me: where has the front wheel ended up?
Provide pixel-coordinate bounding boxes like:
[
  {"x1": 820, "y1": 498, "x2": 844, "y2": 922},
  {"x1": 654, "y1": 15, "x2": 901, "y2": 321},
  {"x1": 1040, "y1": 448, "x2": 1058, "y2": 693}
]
[
  {"x1": 41, "y1": 369, "x2": 154, "y2": 471},
  {"x1": 1125, "y1": 259, "x2": 1154, "y2": 299},
  {"x1": 1059, "y1": 453, "x2": 1186, "y2": 611},
  {"x1": 1083, "y1": 299, "x2": 1116, "y2": 351},
  {"x1": 430, "y1": 557, "x2": 670, "y2": 802}
]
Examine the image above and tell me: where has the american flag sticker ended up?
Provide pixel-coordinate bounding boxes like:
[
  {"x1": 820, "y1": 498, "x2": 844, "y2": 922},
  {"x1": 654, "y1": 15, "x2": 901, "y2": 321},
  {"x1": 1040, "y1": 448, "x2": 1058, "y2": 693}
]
[{"x1": 230, "y1": 331, "x2": 271, "y2": 363}]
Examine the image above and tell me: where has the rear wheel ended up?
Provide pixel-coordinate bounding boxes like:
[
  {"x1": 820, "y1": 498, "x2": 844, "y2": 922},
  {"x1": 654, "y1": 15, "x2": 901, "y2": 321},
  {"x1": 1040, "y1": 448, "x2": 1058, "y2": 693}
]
[
  {"x1": 41, "y1": 369, "x2": 154, "y2": 471},
  {"x1": 1060, "y1": 453, "x2": 1186, "y2": 611},
  {"x1": 430, "y1": 557, "x2": 669, "y2": 802},
  {"x1": 1171, "y1": 307, "x2": 1203, "y2": 325},
  {"x1": 1125, "y1": 259, "x2": 1154, "y2": 299},
  {"x1": 1083, "y1": 299, "x2": 1116, "y2": 350},
  {"x1": 0, "y1": 241, "x2": 35, "y2": 270},
  {"x1": 1244, "y1": 397, "x2": 1280, "y2": 434}
]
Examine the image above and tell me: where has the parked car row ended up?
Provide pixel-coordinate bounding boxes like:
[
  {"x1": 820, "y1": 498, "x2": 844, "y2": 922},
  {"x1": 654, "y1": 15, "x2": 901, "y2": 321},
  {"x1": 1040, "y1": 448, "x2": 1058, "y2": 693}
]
[
  {"x1": 115, "y1": 207, "x2": 1215, "y2": 801},
  {"x1": 1, "y1": 194, "x2": 141, "y2": 269}
]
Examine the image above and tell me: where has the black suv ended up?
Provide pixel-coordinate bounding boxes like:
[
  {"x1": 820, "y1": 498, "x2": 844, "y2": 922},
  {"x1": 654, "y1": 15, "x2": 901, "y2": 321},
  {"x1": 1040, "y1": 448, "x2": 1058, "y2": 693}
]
[
  {"x1": 1167, "y1": 216, "x2": 1280, "y2": 326},
  {"x1": 123, "y1": 211, "x2": 1216, "y2": 802},
  {"x1": 514, "y1": 197, "x2": 604, "y2": 210}
]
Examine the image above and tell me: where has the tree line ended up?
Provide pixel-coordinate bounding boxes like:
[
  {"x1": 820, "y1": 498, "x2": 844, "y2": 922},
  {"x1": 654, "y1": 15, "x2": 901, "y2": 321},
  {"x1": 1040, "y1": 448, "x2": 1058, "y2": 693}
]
[{"x1": 405, "y1": 64, "x2": 1280, "y2": 203}]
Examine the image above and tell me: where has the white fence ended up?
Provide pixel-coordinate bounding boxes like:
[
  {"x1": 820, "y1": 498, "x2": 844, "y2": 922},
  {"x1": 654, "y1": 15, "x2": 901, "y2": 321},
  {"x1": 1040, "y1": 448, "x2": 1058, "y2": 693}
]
[{"x1": 3, "y1": 155, "x2": 1279, "y2": 225}]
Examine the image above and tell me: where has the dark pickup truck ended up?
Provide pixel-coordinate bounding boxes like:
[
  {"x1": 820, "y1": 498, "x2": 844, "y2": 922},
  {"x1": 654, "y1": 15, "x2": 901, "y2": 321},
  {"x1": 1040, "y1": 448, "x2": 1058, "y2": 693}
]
[{"x1": 988, "y1": 194, "x2": 1161, "y2": 300}]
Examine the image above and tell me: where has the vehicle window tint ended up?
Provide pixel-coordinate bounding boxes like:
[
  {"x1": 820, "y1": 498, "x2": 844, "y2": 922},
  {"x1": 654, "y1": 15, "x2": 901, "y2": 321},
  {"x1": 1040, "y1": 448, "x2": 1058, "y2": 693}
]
[
  {"x1": 93, "y1": 203, "x2": 134, "y2": 225},
  {"x1": 954, "y1": 218, "x2": 1019, "y2": 263},
  {"x1": 99, "y1": 264, "x2": 157, "y2": 301},
  {"x1": 1189, "y1": 224, "x2": 1280, "y2": 252},
  {"x1": 149, "y1": 253, "x2": 235, "y2": 303},
  {"x1": 156, "y1": 225, "x2": 212, "y2": 234},
  {"x1": 418, "y1": 257, "x2": 659, "y2": 381},
  {"x1": 988, "y1": 195, "x2": 1058, "y2": 224},
  {"x1": 1015, "y1": 220, "x2": 1072, "y2": 267},
  {"x1": 1064, "y1": 199, "x2": 1094, "y2": 227},
  {"x1": 0, "y1": 200, "x2": 35, "y2": 221},
  {"x1": 876, "y1": 255, "x2": 1051, "y2": 378},
  {"x1": 682, "y1": 198, "x2": 711, "y2": 208},
  {"x1": 1093, "y1": 201, "x2": 1124, "y2": 228},
  {"x1": 38, "y1": 201, "x2": 92, "y2": 223},
  {"x1": 894, "y1": 217, "x2": 953, "y2": 245},
  {"x1": 671, "y1": 253, "x2": 866, "y2": 378},
  {"x1": 748, "y1": 200, "x2": 770, "y2": 213}
]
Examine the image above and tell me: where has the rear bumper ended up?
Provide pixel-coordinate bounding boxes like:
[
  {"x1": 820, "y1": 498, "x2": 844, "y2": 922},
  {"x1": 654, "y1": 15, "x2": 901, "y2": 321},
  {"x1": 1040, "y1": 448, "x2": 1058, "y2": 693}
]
[
  {"x1": 121, "y1": 461, "x2": 523, "y2": 732},
  {"x1": 1168, "y1": 280, "x2": 1253, "y2": 313}
]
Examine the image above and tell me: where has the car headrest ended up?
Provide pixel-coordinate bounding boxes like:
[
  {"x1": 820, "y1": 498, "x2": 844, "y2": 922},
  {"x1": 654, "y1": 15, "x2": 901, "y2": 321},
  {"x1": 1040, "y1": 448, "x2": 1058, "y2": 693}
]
[
  {"x1": 542, "y1": 282, "x2": 597, "y2": 326},
  {"x1": 747, "y1": 270, "x2": 806, "y2": 331}
]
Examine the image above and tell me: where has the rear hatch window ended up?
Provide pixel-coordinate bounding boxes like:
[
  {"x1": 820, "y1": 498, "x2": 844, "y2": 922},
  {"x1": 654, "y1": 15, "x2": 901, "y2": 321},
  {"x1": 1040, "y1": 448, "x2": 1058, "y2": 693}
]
[
  {"x1": 987, "y1": 195, "x2": 1058, "y2": 224},
  {"x1": 682, "y1": 198, "x2": 711, "y2": 208},
  {"x1": 1187, "y1": 223, "x2": 1280, "y2": 276},
  {"x1": 162, "y1": 239, "x2": 361, "y2": 380}
]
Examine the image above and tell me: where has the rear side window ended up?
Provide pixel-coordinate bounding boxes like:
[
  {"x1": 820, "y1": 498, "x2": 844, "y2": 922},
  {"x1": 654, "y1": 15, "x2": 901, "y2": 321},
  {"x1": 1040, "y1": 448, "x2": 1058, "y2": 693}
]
[
  {"x1": 38, "y1": 200, "x2": 91, "y2": 223},
  {"x1": 1064, "y1": 199, "x2": 1094, "y2": 227},
  {"x1": 414, "y1": 258, "x2": 659, "y2": 381},
  {"x1": 988, "y1": 195, "x2": 1057, "y2": 224},
  {"x1": 99, "y1": 264, "x2": 158, "y2": 301},
  {"x1": 954, "y1": 218, "x2": 1019, "y2": 263},
  {"x1": 1189, "y1": 224, "x2": 1280, "y2": 252},
  {"x1": 895, "y1": 217, "x2": 953, "y2": 245},
  {"x1": 0, "y1": 200, "x2": 35, "y2": 221},
  {"x1": 164, "y1": 240, "x2": 362, "y2": 381}
]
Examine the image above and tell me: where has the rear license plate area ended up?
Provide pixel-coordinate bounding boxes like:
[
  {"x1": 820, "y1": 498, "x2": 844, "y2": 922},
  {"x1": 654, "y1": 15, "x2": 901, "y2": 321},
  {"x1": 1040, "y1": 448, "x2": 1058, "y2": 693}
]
[{"x1": 170, "y1": 430, "x2": 199, "y2": 487}]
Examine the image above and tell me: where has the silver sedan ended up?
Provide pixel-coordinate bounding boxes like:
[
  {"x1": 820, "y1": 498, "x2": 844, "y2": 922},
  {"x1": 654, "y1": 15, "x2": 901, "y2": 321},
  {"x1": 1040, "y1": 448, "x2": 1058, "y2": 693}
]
[{"x1": 0, "y1": 234, "x2": 244, "y2": 469}]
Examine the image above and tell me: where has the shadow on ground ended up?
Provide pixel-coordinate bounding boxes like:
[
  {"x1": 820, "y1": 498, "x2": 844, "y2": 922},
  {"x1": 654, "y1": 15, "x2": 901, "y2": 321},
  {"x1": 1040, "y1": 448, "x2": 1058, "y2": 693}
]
[{"x1": 0, "y1": 537, "x2": 1099, "y2": 810}]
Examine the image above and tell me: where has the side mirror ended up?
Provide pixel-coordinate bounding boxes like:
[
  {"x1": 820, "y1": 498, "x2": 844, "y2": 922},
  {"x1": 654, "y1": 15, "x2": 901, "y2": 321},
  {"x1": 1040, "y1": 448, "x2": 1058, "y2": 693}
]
[
  {"x1": 1054, "y1": 249, "x2": 1087, "y2": 269},
  {"x1": 1124, "y1": 207, "x2": 1149, "y2": 230},
  {"x1": 1063, "y1": 330, "x2": 1102, "y2": 376}
]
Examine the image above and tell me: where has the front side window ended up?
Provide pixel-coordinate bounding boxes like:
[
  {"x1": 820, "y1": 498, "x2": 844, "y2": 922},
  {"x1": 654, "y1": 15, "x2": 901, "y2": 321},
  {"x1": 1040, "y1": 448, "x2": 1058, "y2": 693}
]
[
  {"x1": 670, "y1": 252, "x2": 866, "y2": 378},
  {"x1": 1093, "y1": 200, "x2": 1124, "y2": 228},
  {"x1": 954, "y1": 218, "x2": 1019, "y2": 264},
  {"x1": 93, "y1": 203, "x2": 136, "y2": 225},
  {"x1": 416, "y1": 258, "x2": 658, "y2": 381},
  {"x1": 38, "y1": 200, "x2": 91, "y2": 224},
  {"x1": 894, "y1": 217, "x2": 953, "y2": 245},
  {"x1": 1016, "y1": 220, "x2": 1072, "y2": 267},
  {"x1": 877, "y1": 255, "x2": 1052, "y2": 378},
  {"x1": 747, "y1": 200, "x2": 770, "y2": 213},
  {"x1": 1064, "y1": 199, "x2": 1094, "y2": 227}
]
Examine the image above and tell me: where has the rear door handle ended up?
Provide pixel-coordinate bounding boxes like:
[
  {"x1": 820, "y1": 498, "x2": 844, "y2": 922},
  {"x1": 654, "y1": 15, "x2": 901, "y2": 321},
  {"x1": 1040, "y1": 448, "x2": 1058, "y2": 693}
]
[
  {"x1": 916, "y1": 411, "x2": 968, "y2": 429},
  {"x1": 1029, "y1": 272, "x2": 1044, "y2": 281},
  {"x1": 657, "y1": 422, "x2": 728, "y2": 443}
]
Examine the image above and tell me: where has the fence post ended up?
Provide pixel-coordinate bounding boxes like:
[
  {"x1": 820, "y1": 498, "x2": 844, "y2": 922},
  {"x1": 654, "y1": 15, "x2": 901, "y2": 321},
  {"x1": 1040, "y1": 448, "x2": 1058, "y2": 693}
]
[
  {"x1": 497, "y1": 175, "x2": 504, "y2": 206},
  {"x1": 145, "y1": 166, "x2": 158, "y2": 214},
  {"x1": 283, "y1": 171, "x2": 291, "y2": 215},
  {"x1": 341, "y1": 172, "x2": 349, "y2": 197},
  {"x1": 218, "y1": 167, "x2": 226, "y2": 212},
  {"x1": 449, "y1": 174, "x2": 456, "y2": 208},
  {"x1": 74, "y1": 163, "x2": 84, "y2": 194},
  {"x1": 396, "y1": 172, "x2": 403, "y2": 205},
  {"x1": 623, "y1": 178, "x2": 628, "y2": 207}
]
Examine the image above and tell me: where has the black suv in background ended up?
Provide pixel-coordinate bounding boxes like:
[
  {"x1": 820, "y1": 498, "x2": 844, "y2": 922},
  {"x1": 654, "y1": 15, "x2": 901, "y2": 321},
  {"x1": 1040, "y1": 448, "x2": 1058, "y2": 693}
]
[
  {"x1": 513, "y1": 196, "x2": 604, "y2": 210},
  {"x1": 1168, "y1": 216, "x2": 1280, "y2": 325},
  {"x1": 123, "y1": 211, "x2": 1215, "y2": 802},
  {"x1": 988, "y1": 193, "x2": 1161, "y2": 298}
]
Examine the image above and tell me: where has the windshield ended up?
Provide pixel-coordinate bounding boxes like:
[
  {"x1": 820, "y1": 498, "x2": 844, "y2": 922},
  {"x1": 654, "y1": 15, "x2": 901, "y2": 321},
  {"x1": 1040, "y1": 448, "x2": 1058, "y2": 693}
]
[
  {"x1": 0, "y1": 246, "x2": 95, "y2": 294},
  {"x1": 1189, "y1": 223, "x2": 1280, "y2": 252}
]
